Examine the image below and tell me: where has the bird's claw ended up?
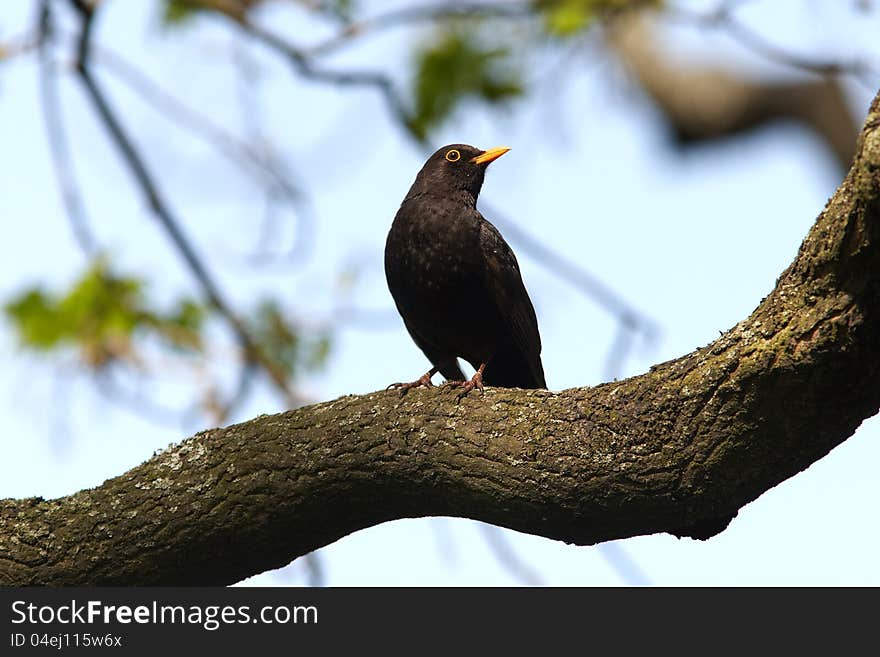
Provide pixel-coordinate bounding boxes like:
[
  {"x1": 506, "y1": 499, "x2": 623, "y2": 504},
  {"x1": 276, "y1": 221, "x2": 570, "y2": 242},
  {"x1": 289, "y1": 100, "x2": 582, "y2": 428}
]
[
  {"x1": 387, "y1": 373, "x2": 435, "y2": 397},
  {"x1": 447, "y1": 371, "x2": 484, "y2": 402}
]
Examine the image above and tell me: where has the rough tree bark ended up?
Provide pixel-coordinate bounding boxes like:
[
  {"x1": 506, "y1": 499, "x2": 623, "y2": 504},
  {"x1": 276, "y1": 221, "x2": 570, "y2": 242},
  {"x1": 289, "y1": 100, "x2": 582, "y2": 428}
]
[{"x1": 2, "y1": 90, "x2": 879, "y2": 586}]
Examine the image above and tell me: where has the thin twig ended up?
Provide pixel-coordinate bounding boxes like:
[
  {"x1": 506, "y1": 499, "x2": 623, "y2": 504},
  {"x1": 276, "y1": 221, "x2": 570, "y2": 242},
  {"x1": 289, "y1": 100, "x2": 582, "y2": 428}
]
[
  {"x1": 483, "y1": 201, "x2": 659, "y2": 341},
  {"x1": 92, "y1": 44, "x2": 304, "y2": 204},
  {"x1": 232, "y1": 16, "x2": 419, "y2": 142},
  {"x1": 669, "y1": 3, "x2": 879, "y2": 90},
  {"x1": 36, "y1": 0, "x2": 98, "y2": 255},
  {"x1": 67, "y1": 0, "x2": 296, "y2": 404},
  {"x1": 302, "y1": 552, "x2": 325, "y2": 587},
  {"x1": 94, "y1": 368, "x2": 192, "y2": 429},
  {"x1": 478, "y1": 523, "x2": 544, "y2": 586},
  {"x1": 602, "y1": 323, "x2": 636, "y2": 382},
  {"x1": 231, "y1": 44, "x2": 315, "y2": 265},
  {"x1": 721, "y1": 14, "x2": 878, "y2": 89},
  {"x1": 0, "y1": 30, "x2": 40, "y2": 61},
  {"x1": 91, "y1": 42, "x2": 314, "y2": 265},
  {"x1": 597, "y1": 541, "x2": 652, "y2": 586},
  {"x1": 214, "y1": 362, "x2": 257, "y2": 425}
]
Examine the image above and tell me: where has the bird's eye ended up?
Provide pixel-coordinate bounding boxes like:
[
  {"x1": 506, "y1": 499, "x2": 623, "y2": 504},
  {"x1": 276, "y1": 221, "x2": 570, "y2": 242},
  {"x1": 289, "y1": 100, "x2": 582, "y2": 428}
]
[{"x1": 445, "y1": 149, "x2": 461, "y2": 162}]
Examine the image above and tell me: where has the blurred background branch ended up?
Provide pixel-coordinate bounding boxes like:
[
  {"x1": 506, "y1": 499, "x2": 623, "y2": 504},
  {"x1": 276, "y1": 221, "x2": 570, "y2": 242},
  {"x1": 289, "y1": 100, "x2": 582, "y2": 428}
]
[{"x1": 612, "y1": 10, "x2": 862, "y2": 173}]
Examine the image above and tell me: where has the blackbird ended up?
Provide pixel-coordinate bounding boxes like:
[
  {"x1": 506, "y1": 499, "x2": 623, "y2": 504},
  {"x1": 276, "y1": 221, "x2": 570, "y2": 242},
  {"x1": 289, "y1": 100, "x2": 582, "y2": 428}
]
[{"x1": 385, "y1": 143, "x2": 546, "y2": 398}]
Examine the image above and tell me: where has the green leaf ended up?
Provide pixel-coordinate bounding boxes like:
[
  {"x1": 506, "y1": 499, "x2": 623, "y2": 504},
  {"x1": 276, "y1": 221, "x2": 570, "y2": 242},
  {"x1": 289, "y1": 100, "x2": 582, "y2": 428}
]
[
  {"x1": 162, "y1": 0, "x2": 280, "y2": 25},
  {"x1": 541, "y1": 0, "x2": 596, "y2": 37},
  {"x1": 4, "y1": 258, "x2": 208, "y2": 366},
  {"x1": 162, "y1": 0, "x2": 201, "y2": 26},
  {"x1": 534, "y1": 0, "x2": 660, "y2": 39},
  {"x1": 5, "y1": 289, "x2": 66, "y2": 349},
  {"x1": 410, "y1": 28, "x2": 524, "y2": 140}
]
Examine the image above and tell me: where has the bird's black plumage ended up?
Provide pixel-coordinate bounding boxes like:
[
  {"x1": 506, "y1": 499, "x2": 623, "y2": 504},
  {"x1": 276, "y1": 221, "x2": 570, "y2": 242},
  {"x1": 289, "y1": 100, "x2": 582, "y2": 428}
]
[{"x1": 385, "y1": 143, "x2": 546, "y2": 393}]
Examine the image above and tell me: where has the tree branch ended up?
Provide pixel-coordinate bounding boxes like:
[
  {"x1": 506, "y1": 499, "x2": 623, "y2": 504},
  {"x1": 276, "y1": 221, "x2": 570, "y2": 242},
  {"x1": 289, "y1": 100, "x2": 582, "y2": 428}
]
[
  {"x1": 2, "y1": 86, "x2": 879, "y2": 585},
  {"x1": 608, "y1": 12, "x2": 862, "y2": 174}
]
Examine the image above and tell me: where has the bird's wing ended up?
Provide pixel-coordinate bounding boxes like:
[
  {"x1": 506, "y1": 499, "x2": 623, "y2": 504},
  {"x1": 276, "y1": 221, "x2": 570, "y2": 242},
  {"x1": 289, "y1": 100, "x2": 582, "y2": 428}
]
[{"x1": 477, "y1": 214, "x2": 546, "y2": 387}]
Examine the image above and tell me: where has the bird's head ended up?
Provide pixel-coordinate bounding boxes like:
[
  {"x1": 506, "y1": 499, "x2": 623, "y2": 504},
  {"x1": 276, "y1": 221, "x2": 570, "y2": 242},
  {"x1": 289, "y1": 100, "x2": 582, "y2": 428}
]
[{"x1": 407, "y1": 143, "x2": 510, "y2": 202}]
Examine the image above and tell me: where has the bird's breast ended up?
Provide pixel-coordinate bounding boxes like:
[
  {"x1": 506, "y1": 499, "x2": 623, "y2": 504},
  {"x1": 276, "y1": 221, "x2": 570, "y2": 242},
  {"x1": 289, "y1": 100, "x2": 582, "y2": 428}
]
[
  {"x1": 386, "y1": 202, "x2": 479, "y2": 286},
  {"x1": 385, "y1": 200, "x2": 490, "y2": 329},
  {"x1": 384, "y1": 195, "x2": 513, "y2": 363}
]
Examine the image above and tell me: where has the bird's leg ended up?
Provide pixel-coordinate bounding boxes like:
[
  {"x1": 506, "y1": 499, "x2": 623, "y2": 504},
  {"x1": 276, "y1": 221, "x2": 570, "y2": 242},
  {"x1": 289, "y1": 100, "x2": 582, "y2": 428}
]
[
  {"x1": 445, "y1": 363, "x2": 486, "y2": 401},
  {"x1": 387, "y1": 367, "x2": 438, "y2": 397}
]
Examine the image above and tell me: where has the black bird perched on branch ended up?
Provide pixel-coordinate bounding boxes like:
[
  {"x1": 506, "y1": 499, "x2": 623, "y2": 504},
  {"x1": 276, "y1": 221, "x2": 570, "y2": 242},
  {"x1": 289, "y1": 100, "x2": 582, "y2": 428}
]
[{"x1": 385, "y1": 143, "x2": 546, "y2": 398}]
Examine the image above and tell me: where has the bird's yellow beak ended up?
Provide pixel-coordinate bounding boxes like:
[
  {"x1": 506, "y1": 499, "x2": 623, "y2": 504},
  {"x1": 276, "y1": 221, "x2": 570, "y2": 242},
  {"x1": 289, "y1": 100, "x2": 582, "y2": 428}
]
[{"x1": 471, "y1": 146, "x2": 510, "y2": 165}]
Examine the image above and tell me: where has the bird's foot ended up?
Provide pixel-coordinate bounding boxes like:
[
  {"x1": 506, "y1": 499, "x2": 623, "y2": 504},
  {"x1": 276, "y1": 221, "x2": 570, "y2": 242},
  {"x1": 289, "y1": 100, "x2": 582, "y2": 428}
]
[
  {"x1": 445, "y1": 369, "x2": 485, "y2": 402},
  {"x1": 387, "y1": 372, "x2": 435, "y2": 397}
]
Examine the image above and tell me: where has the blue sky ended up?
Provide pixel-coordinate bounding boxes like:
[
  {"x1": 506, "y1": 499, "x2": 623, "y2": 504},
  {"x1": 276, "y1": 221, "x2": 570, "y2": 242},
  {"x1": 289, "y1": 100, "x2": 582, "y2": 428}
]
[{"x1": 1, "y1": 0, "x2": 879, "y2": 585}]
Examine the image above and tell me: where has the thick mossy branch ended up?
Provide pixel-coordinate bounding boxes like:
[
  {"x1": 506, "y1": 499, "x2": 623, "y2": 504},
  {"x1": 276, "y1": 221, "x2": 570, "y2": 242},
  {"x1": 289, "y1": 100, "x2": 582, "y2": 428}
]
[{"x1": 2, "y1": 93, "x2": 880, "y2": 586}]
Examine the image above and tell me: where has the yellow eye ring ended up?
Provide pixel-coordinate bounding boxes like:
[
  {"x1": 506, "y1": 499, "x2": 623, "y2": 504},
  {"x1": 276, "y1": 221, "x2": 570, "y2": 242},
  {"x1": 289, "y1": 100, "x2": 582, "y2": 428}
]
[{"x1": 445, "y1": 149, "x2": 461, "y2": 162}]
